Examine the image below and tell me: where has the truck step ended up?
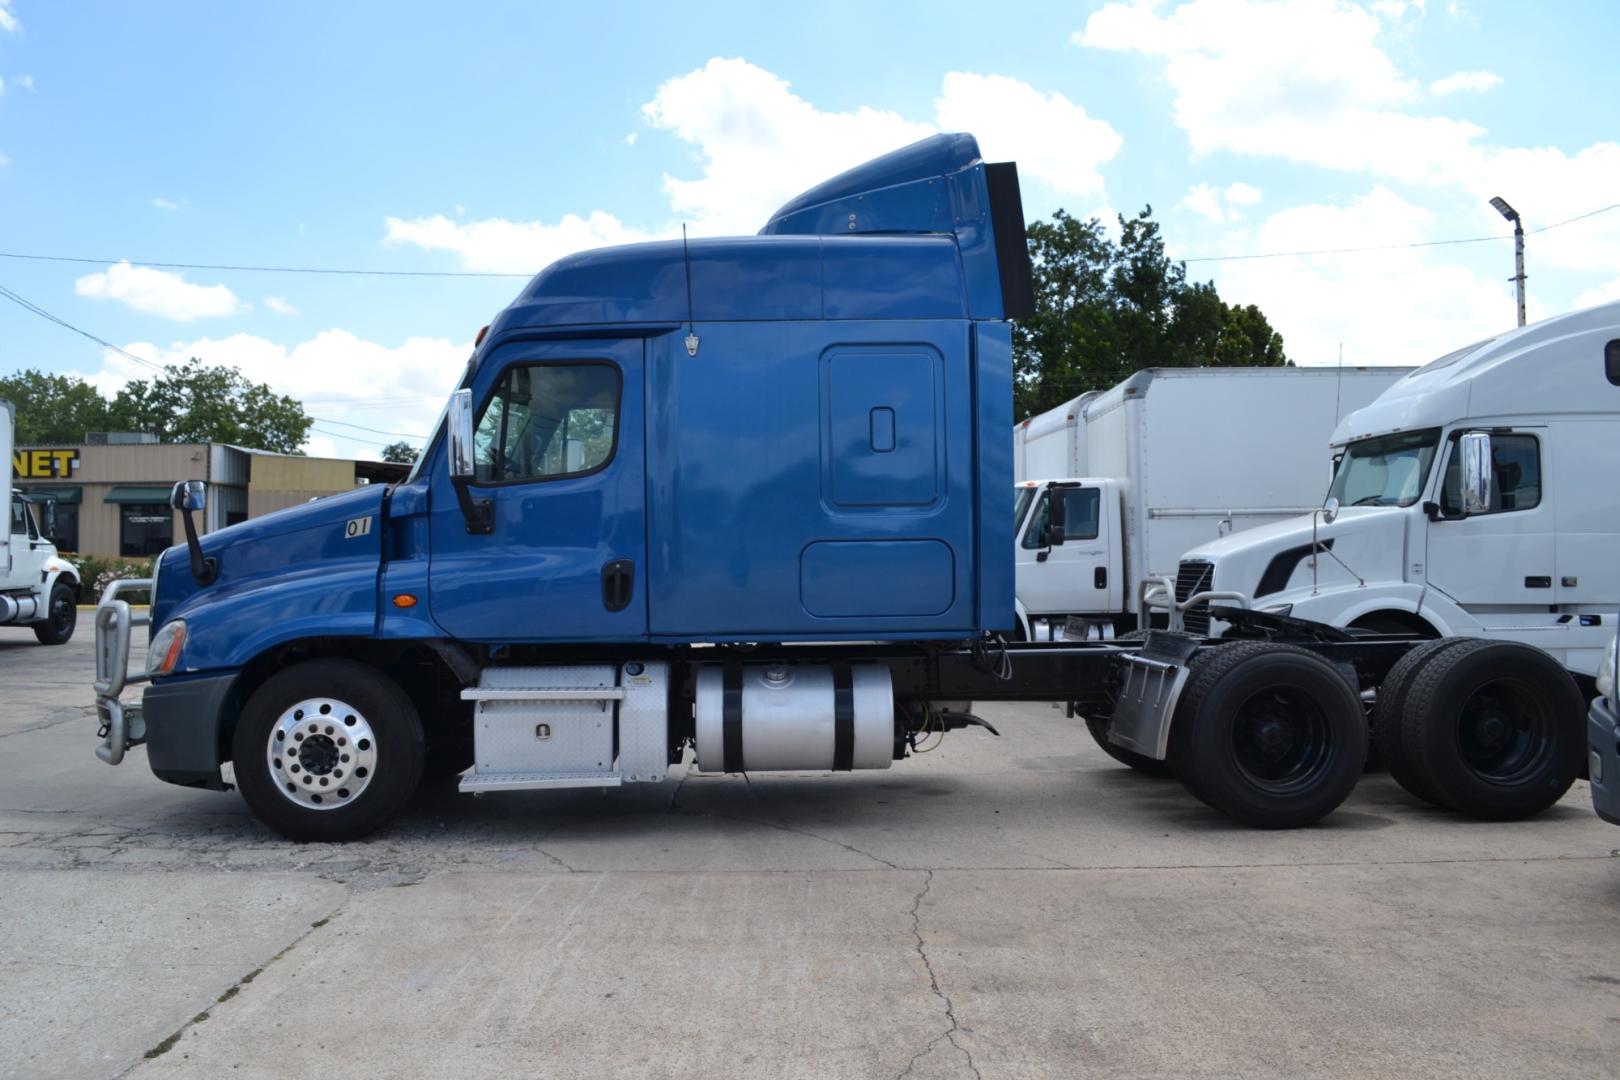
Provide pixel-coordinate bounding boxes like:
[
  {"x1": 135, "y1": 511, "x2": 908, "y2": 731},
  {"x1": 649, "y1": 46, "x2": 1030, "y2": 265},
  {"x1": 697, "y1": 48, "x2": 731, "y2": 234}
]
[
  {"x1": 458, "y1": 770, "x2": 623, "y2": 793},
  {"x1": 460, "y1": 687, "x2": 626, "y2": 702}
]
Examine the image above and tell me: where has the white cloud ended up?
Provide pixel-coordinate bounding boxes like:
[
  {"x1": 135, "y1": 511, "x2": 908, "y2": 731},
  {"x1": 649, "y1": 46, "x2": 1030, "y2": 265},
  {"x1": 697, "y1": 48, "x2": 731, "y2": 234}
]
[
  {"x1": 1572, "y1": 277, "x2": 1620, "y2": 311},
  {"x1": 151, "y1": 197, "x2": 180, "y2": 211},
  {"x1": 934, "y1": 72, "x2": 1121, "y2": 198},
  {"x1": 384, "y1": 210, "x2": 661, "y2": 275},
  {"x1": 1076, "y1": 0, "x2": 1480, "y2": 185},
  {"x1": 1213, "y1": 187, "x2": 1519, "y2": 367},
  {"x1": 0, "y1": 150, "x2": 9, "y2": 168},
  {"x1": 0, "y1": 2, "x2": 17, "y2": 34},
  {"x1": 1180, "y1": 183, "x2": 1227, "y2": 223},
  {"x1": 81, "y1": 329, "x2": 469, "y2": 459},
  {"x1": 624, "y1": 131, "x2": 637, "y2": 145},
  {"x1": 640, "y1": 57, "x2": 936, "y2": 235},
  {"x1": 392, "y1": 58, "x2": 1122, "y2": 270},
  {"x1": 641, "y1": 58, "x2": 1121, "y2": 235},
  {"x1": 74, "y1": 262, "x2": 243, "y2": 322},
  {"x1": 1225, "y1": 181, "x2": 1262, "y2": 206},
  {"x1": 13, "y1": 73, "x2": 31, "y2": 91},
  {"x1": 264, "y1": 295, "x2": 298, "y2": 316},
  {"x1": 1431, "y1": 70, "x2": 1501, "y2": 95}
]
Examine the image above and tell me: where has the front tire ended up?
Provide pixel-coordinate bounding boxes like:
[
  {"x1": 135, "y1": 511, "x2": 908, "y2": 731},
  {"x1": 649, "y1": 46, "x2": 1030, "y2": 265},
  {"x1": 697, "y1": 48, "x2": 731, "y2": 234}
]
[
  {"x1": 1168, "y1": 642, "x2": 1366, "y2": 828},
  {"x1": 233, "y1": 660, "x2": 424, "y2": 841},
  {"x1": 32, "y1": 581, "x2": 77, "y2": 645}
]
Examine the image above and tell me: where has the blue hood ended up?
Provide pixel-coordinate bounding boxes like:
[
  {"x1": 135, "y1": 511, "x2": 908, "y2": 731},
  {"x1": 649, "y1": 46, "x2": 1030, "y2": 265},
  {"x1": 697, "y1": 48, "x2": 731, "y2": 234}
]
[{"x1": 153, "y1": 485, "x2": 387, "y2": 638}]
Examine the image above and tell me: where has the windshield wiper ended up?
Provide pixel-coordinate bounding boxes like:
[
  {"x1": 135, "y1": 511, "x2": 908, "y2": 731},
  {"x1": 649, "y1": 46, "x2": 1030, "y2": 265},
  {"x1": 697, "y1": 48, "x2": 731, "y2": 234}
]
[{"x1": 1351, "y1": 495, "x2": 1389, "y2": 506}]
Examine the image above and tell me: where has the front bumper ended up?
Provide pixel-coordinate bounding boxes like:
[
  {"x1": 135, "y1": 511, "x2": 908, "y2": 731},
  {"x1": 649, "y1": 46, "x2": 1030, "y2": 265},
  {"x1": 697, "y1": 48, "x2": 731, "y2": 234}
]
[{"x1": 1589, "y1": 696, "x2": 1620, "y2": 827}]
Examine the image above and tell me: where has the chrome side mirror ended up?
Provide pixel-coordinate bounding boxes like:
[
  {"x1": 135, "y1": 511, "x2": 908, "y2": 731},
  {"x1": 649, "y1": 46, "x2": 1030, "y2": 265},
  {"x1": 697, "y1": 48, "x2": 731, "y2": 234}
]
[
  {"x1": 170, "y1": 479, "x2": 207, "y2": 512},
  {"x1": 447, "y1": 389, "x2": 476, "y2": 479},
  {"x1": 1458, "y1": 431, "x2": 1492, "y2": 515},
  {"x1": 1320, "y1": 496, "x2": 1340, "y2": 525}
]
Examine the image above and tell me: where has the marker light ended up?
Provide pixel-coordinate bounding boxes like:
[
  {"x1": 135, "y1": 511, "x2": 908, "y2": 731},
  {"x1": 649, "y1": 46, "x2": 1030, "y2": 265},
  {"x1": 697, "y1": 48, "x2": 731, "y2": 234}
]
[
  {"x1": 475, "y1": 325, "x2": 490, "y2": 348},
  {"x1": 393, "y1": 594, "x2": 418, "y2": 609}
]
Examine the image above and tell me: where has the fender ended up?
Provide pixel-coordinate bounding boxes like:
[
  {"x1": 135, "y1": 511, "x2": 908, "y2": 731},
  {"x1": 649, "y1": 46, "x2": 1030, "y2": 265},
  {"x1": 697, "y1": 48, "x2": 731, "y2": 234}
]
[{"x1": 42, "y1": 556, "x2": 80, "y2": 602}]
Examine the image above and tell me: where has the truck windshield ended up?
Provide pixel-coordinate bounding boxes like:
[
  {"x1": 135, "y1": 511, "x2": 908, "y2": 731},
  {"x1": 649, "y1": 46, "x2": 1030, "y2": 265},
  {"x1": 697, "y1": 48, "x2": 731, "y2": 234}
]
[
  {"x1": 1326, "y1": 428, "x2": 1441, "y2": 507},
  {"x1": 1014, "y1": 486, "x2": 1036, "y2": 534}
]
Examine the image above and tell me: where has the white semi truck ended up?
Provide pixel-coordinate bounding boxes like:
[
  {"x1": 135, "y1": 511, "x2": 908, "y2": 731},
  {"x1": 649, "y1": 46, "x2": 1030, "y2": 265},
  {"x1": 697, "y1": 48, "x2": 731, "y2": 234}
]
[
  {"x1": 2, "y1": 401, "x2": 81, "y2": 644},
  {"x1": 1174, "y1": 300, "x2": 1620, "y2": 680},
  {"x1": 1012, "y1": 366, "x2": 1409, "y2": 640}
]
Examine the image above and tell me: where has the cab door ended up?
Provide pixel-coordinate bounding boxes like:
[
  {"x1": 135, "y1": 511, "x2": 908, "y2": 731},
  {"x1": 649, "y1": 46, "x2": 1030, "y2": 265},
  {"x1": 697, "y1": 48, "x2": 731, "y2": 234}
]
[
  {"x1": 427, "y1": 339, "x2": 646, "y2": 642},
  {"x1": 1014, "y1": 482, "x2": 1114, "y2": 617},
  {"x1": 1425, "y1": 430, "x2": 1555, "y2": 608}
]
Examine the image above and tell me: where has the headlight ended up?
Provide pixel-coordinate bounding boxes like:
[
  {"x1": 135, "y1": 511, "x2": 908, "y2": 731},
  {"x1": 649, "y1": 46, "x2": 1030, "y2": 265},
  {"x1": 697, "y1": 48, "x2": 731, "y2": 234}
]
[
  {"x1": 147, "y1": 619, "x2": 187, "y2": 676},
  {"x1": 1599, "y1": 633, "x2": 1617, "y2": 703}
]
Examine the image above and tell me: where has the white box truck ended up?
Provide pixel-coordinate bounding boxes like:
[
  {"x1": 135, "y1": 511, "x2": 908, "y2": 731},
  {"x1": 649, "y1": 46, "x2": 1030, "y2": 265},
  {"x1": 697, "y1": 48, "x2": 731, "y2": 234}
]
[
  {"x1": 2, "y1": 401, "x2": 81, "y2": 644},
  {"x1": 1175, "y1": 300, "x2": 1620, "y2": 681},
  {"x1": 1013, "y1": 366, "x2": 1409, "y2": 639}
]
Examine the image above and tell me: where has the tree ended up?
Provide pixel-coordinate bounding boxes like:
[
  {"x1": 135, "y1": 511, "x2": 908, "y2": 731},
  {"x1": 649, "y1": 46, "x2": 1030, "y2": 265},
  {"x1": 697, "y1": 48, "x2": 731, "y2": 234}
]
[
  {"x1": 109, "y1": 357, "x2": 312, "y2": 453},
  {"x1": 1013, "y1": 206, "x2": 1289, "y2": 419},
  {"x1": 0, "y1": 369, "x2": 115, "y2": 443},
  {"x1": 380, "y1": 440, "x2": 420, "y2": 464}
]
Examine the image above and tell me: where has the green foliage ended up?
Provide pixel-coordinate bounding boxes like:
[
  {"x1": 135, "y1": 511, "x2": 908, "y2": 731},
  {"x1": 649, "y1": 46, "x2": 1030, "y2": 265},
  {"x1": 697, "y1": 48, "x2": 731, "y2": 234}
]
[
  {"x1": 1013, "y1": 206, "x2": 1290, "y2": 419},
  {"x1": 109, "y1": 357, "x2": 312, "y2": 453},
  {"x1": 380, "y1": 440, "x2": 420, "y2": 464},
  {"x1": 0, "y1": 368, "x2": 116, "y2": 443},
  {"x1": 4, "y1": 359, "x2": 313, "y2": 453}
]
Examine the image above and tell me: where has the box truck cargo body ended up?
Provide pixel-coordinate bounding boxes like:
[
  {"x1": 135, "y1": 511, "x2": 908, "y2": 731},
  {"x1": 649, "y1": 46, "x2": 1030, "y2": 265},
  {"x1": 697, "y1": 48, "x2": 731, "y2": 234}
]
[{"x1": 1013, "y1": 366, "x2": 1409, "y2": 638}]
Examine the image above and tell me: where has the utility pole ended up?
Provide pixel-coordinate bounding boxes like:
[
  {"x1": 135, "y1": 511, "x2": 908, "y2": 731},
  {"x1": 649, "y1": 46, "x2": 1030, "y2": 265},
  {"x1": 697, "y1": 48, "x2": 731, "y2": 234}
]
[{"x1": 1489, "y1": 196, "x2": 1526, "y2": 326}]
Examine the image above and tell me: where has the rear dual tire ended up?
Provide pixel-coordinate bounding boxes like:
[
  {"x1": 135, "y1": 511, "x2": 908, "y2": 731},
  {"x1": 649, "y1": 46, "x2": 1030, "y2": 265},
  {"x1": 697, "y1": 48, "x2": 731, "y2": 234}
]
[
  {"x1": 1168, "y1": 642, "x2": 1366, "y2": 828},
  {"x1": 1379, "y1": 639, "x2": 1583, "y2": 820}
]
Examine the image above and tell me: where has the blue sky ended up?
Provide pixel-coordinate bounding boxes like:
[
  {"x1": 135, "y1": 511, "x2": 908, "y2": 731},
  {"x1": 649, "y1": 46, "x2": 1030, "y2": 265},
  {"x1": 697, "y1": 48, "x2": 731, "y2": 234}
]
[{"x1": 1, "y1": 0, "x2": 1616, "y2": 458}]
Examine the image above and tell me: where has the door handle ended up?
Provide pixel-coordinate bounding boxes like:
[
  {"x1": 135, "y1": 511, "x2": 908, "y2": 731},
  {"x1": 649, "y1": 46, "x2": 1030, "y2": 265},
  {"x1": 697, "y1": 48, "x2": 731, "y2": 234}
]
[
  {"x1": 1094, "y1": 566, "x2": 1107, "y2": 590},
  {"x1": 602, "y1": 559, "x2": 635, "y2": 612},
  {"x1": 1524, "y1": 576, "x2": 1551, "y2": 589}
]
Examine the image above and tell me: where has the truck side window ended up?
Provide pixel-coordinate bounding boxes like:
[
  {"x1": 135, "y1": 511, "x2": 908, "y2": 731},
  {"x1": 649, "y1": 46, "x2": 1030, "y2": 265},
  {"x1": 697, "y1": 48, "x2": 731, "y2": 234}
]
[
  {"x1": 1020, "y1": 487, "x2": 1101, "y2": 548},
  {"x1": 10, "y1": 497, "x2": 27, "y2": 537},
  {"x1": 473, "y1": 363, "x2": 620, "y2": 484},
  {"x1": 1440, "y1": 433, "x2": 1541, "y2": 515}
]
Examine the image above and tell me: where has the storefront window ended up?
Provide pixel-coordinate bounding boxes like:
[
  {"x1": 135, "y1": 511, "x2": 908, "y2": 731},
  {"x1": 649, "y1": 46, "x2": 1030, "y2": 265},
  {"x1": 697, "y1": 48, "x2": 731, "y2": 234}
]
[{"x1": 120, "y1": 504, "x2": 173, "y2": 557}]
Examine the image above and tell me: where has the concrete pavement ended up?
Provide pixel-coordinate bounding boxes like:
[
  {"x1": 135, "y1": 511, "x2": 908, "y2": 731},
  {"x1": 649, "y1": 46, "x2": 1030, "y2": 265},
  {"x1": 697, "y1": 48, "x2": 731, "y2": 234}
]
[{"x1": 2, "y1": 626, "x2": 1617, "y2": 1078}]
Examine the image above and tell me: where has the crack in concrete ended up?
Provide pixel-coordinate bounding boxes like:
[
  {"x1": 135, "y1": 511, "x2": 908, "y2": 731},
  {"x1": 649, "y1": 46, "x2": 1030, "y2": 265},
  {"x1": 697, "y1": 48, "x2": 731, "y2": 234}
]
[
  {"x1": 118, "y1": 909, "x2": 342, "y2": 1075},
  {"x1": 897, "y1": 870, "x2": 980, "y2": 1080}
]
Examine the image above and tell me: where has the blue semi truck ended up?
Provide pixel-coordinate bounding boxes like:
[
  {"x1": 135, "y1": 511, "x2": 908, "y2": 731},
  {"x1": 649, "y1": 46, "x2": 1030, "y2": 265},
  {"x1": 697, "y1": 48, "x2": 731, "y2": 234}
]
[{"x1": 91, "y1": 135, "x2": 1590, "y2": 840}]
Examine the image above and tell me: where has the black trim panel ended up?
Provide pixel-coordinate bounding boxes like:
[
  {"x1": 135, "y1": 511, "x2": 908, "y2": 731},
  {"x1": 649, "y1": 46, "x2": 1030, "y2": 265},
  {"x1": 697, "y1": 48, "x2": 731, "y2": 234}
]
[
  {"x1": 142, "y1": 673, "x2": 238, "y2": 791},
  {"x1": 1255, "y1": 539, "x2": 1333, "y2": 599},
  {"x1": 986, "y1": 162, "x2": 1035, "y2": 321}
]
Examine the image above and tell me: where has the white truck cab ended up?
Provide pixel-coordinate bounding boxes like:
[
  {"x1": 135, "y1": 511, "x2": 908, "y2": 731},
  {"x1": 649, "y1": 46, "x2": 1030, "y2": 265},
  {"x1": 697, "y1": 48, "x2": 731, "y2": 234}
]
[
  {"x1": 1179, "y1": 300, "x2": 1620, "y2": 679},
  {"x1": 2, "y1": 402, "x2": 80, "y2": 644}
]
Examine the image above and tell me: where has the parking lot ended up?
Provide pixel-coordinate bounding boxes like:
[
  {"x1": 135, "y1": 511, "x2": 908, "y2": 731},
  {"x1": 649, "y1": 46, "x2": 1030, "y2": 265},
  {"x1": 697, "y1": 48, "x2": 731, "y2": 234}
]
[{"x1": 0, "y1": 624, "x2": 1616, "y2": 1079}]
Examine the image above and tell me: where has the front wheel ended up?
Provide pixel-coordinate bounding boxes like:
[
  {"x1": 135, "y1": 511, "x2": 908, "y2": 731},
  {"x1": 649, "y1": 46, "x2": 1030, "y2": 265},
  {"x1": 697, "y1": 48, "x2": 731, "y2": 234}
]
[
  {"x1": 32, "y1": 581, "x2": 77, "y2": 645},
  {"x1": 232, "y1": 660, "x2": 424, "y2": 841}
]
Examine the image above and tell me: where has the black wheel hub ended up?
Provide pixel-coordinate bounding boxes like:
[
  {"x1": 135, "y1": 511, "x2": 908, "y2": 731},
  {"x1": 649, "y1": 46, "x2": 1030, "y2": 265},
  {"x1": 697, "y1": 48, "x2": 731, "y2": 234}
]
[
  {"x1": 1457, "y1": 682, "x2": 1548, "y2": 784},
  {"x1": 297, "y1": 734, "x2": 340, "y2": 776},
  {"x1": 1231, "y1": 688, "x2": 1332, "y2": 794}
]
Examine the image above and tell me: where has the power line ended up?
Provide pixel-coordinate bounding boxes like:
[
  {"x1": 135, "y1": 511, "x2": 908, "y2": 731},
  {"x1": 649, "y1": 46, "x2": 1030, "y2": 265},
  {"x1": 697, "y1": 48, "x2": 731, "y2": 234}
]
[
  {"x1": 1177, "y1": 198, "x2": 1620, "y2": 264},
  {"x1": 0, "y1": 250, "x2": 530, "y2": 278},
  {"x1": 0, "y1": 281, "x2": 427, "y2": 443}
]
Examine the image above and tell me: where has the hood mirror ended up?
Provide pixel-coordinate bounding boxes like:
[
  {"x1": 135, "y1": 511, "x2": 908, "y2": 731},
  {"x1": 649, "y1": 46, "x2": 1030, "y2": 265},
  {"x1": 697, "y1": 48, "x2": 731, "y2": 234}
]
[
  {"x1": 169, "y1": 480, "x2": 217, "y2": 586},
  {"x1": 1321, "y1": 496, "x2": 1340, "y2": 525}
]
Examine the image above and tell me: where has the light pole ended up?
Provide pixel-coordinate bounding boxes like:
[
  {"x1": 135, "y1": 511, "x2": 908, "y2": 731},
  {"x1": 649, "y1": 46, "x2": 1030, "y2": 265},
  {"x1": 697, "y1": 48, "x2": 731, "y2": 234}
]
[{"x1": 1489, "y1": 196, "x2": 1526, "y2": 327}]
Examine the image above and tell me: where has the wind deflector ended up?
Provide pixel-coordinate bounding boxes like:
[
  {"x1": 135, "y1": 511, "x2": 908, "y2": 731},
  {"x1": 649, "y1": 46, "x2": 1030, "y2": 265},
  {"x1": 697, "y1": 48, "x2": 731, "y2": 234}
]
[
  {"x1": 986, "y1": 162, "x2": 1034, "y2": 321},
  {"x1": 760, "y1": 133, "x2": 1032, "y2": 321}
]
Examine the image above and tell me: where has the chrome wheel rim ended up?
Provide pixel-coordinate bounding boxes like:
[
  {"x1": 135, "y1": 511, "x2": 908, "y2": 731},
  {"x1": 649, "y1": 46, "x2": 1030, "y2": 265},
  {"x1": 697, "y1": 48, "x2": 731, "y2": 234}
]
[{"x1": 267, "y1": 698, "x2": 378, "y2": 810}]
